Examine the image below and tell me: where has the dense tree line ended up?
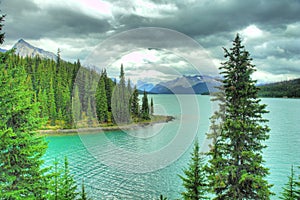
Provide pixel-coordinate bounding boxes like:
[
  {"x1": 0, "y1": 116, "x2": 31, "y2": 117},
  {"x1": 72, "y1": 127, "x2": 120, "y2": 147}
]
[
  {"x1": 0, "y1": 51, "x2": 81, "y2": 128},
  {"x1": 0, "y1": 15, "x2": 93, "y2": 199},
  {"x1": 0, "y1": 50, "x2": 153, "y2": 129},
  {"x1": 0, "y1": 50, "x2": 91, "y2": 199},
  {"x1": 258, "y1": 78, "x2": 300, "y2": 98},
  {"x1": 96, "y1": 64, "x2": 151, "y2": 125}
]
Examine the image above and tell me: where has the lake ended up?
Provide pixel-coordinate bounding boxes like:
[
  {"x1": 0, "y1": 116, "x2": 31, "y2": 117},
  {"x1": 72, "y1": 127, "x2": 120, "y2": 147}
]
[{"x1": 44, "y1": 95, "x2": 300, "y2": 199}]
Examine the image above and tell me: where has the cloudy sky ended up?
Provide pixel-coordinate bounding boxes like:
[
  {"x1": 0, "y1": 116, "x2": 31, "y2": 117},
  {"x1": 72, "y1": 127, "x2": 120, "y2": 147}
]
[{"x1": 1, "y1": 0, "x2": 300, "y2": 84}]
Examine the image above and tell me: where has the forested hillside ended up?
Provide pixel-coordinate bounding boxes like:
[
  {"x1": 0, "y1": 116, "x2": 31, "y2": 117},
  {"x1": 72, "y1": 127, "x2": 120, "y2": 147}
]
[
  {"x1": 2, "y1": 51, "x2": 80, "y2": 128},
  {"x1": 2, "y1": 51, "x2": 152, "y2": 129},
  {"x1": 258, "y1": 78, "x2": 300, "y2": 98}
]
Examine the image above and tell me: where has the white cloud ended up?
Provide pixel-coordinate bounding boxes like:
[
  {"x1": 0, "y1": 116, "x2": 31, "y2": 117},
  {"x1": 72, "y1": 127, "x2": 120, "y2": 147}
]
[
  {"x1": 132, "y1": 0, "x2": 178, "y2": 18},
  {"x1": 32, "y1": 0, "x2": 113, "y2": 19},
  {"x1": 106, "y1": 49, "x2": 197, "y2": 84},
  {"x1": 240, "y1": 25, "x2": 264, "y2": 41}
]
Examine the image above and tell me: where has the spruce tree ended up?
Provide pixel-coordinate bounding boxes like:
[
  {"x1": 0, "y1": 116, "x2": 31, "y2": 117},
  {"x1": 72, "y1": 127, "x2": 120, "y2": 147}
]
[
  {"x1": 49, "y1": 78, "x2": 57, "y2": 126},
  {"x1": 206, "y1": 83, "x2": 225, "y2": 148},
  {"x1": 295, "y1": 166, "x2": 300, "y2": 199},
  {"x1": 141, "y1": 90, "x2": 150, "y2": 120},
  {"x1": 61, "y1": 157, "x2": 78, "y2": 200},
  {"x1": 127, "y1": 78, "x2": 132, "y2": 94},
  {"x1": 0, "y1": 52, "x2": 49, "y2": 199},
  {"x1": 130, "y1": 86, "x2": 139, "y2": 117},
  {"x1": 79, "y1": 179, "x2": 92, "y2": 200},
  {"x1": 150, "y1": 97, "x2": 154, "y2": 115},
  {"x1": 38, "y1": 88, "x2": 49, "y2": 119},
  {"x1": 0, "y1": 12, "x2": 5, "y2": 44},
  {"x1": 47, "y1": 157, "x2": 80, "y2": 200},
  {"x1": 96, "y1": 75, "x2": 108, "y2": 123},
  {"x1": 158, "y1": 194, "x2": 168, "y2": 200},
  {"x1": 111, "y1": 64, "x2": 130, "y2": 124},
  {"x1": 280, "y1": 165, "x2": 298, "y2": 200},
  {"x1": 48, "y1": 159, "x2": 61, "y2": 200},
  {"x1": 207, "y1": 34, "x2": 272, "y2": 199},
  {"x1": 102, "y1": 69, "x2": 114, "y2": 112},
  {"x1": 86, "y1": 97, "x2": 93, "y2": 126},
  {"x1": 179, "y1": 139, "x2": 208, "y2": 200},
  {"x1": 72, "y1": 85, "x2": 82, "y2": 124}
]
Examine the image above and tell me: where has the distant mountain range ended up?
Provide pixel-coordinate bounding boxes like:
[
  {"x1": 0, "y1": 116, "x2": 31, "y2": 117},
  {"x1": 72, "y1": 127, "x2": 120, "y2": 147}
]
[
  {"x1": 136, "y1": 80, "x2": 155, "y2": 92},
  {"x1": 137, "y1": 75, "x2": 221, "y2": 95}
]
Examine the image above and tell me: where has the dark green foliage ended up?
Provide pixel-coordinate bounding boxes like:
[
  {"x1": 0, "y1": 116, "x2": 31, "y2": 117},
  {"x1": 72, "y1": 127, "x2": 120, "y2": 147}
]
[
  {"x1": 38, "y1": 88, "x2": 49, "y2": 119},
  {"x1": 150, "y1": 97, "x2": 154, "y2": 115},
  {"x1": 179, "y1": 139, "x2": 208, "y2": 200},
  {"x1": 158, "y1": 194, "x2": 168, "y2": 200},
  {"x1": 127, "y1": 78, "x2": 132, "y2": 95},
  {"x1": 280, "y1": 165, "x2": 298, "y2": 200},
  {"x1": 96, "y1": 74, "x2": 108, "y2": 123},
  {"x1": 111, "y1": 64, "x2": 131, "y2": 124},
  {"x1": 72, "y1": 85, "x2": 81, "y2": 123},
  {"x1": 258, "y1": 78, "x2": 300, "y2": 98},
  {"x1": 0, "y1": 12, "x2": 5, "y2": 44},
  {"x1": 48, "y1": 159, "x2": 61, "y2": 200},
  {"x1": 0, "y1": 51, "x2": 80, "y2": 128},
  {"x1": 47, "y1": 157, "x2": 79, "y2": 200},
  {"x1": 130, "y1": 86, "x2": 139, "y2": 117},
  {"x1": 0, "y1": 51, "x2": 49, "y2": 199},
  {"x1": 79, "y1": 179, "x2": 92, "y2": 200},
  {"x1": 207, "y1": 34, "x2": 272, "y2": 199},
  {"x1": 206, "y1": 83, "x2": 225, "y2": 151},
  {"x1": 141, "y1": 90, "x2": 150, "y2": 120},
  {"x1": 61, "y1": 157, "x2": 78, "y2": 200},
  {"x1": 49, "y1": 78, "x2": 57, "y2": 126},
  {"x1": 297, "y1": 166, "x2": 300, "y2": 199},
  {"x1": 102, "y1": 69, "x2": 114, "y2": 112}
]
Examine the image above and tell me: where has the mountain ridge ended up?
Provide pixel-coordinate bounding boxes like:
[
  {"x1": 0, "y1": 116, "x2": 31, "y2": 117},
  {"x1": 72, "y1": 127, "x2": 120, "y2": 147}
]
[
  {"x1": 12, "y1": 39, "x2": 57, "y2": 60},
  {"x1": 148, "y1": 75, "x2": 221, "y2": 94},
  {"x1": 258, "y1": 78, "x2": 300, "y2": 97}
]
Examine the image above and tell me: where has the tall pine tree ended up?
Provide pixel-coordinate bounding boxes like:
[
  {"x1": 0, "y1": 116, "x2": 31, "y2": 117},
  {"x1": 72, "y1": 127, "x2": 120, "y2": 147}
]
[
  {"x1": 0, "y1": 12, "x2": 5, "y2": 44},
  {"x1": 61, "y1": 157, "x2": 78, "y2": 200},
  {"x1": 111, "y1": 64, "x2": 130, "y2": 124},
  {"x1": 150, "y1": 97, "x2": 154, "y2": 115},
  {"x1": 141, "y1": 90, "x2": 150, "y2": 120},
  {"x1": 207, "y1": 34, "x2": 272, "y2": 199},
  {"x1": 130, "y1": 85, "x2": 139, "y2": 118},
  {"x1": 0, "y1": 51, "x2": 49, "y2": 199},
  {"x1": 96, "y1": 75, "x2": 108, "y2": 123},
  {"x1": 280, "y1": 165, "x2": 298, "y2": 200},
  {"x1": 179, "y1": 139, "x2": 208, "y2": 200}
]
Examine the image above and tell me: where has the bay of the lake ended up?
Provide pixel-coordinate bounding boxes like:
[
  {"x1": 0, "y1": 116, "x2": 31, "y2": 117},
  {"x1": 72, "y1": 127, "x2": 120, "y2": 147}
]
[{"x1": 44, "y1": 95, "x2": 300, "y2": 199}]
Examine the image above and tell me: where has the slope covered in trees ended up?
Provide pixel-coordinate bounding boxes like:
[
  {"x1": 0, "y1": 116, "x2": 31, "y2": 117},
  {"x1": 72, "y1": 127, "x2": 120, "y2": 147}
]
[
  {"x1": 258, "y1": 78, "x2": 300, "y2": 98},
  {"x1": 0, "y1": 49, "x2": 158, "y2": 129}
]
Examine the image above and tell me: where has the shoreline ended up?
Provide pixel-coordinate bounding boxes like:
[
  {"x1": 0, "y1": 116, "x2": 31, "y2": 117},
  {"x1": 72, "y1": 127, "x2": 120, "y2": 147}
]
[{"x1": 39, "y1": 115, "x2": 175, "y2": 136}]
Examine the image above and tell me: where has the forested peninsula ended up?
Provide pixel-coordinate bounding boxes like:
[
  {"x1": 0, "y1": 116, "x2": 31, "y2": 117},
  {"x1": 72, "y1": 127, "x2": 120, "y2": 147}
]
[{"x1": 2, "y1": 51, "x2": 172, "y2": 133}]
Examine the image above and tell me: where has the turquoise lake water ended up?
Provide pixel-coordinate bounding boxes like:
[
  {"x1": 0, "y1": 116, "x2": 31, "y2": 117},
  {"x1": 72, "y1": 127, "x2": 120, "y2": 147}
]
[{"x1": 44, "y1": 95, "x2": 300, "y2": 199}]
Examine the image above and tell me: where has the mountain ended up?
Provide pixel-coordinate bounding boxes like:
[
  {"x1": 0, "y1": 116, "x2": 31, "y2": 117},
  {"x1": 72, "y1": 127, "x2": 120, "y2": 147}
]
[
  {"x1": 258, "y1": 78, "x2": 300, "y2": 98},
  {"x1": 12, "y1": 39, "x2": 57, "y2": 60},
  {"x1": 150, "y1": 75, "x2": 221, "y2": 94},
  {"x1": 0, "y1": 48, "x2": 7, "y2": 53},
  {"x1": 136, "y1": 80, "x2": 154, "y2": 92}
]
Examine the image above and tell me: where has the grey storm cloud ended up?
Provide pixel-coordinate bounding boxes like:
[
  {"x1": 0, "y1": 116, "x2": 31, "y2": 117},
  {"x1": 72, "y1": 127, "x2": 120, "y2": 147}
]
[
  {"x1": 114, "y1": 0, "x2": 300, "y2": 37},
  {"x1": 1, "y1": 0, "x2": 300, "y2": 83},
  {"x1": 1, "y1": 0, "x2": 112, "y2": 40}
]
